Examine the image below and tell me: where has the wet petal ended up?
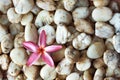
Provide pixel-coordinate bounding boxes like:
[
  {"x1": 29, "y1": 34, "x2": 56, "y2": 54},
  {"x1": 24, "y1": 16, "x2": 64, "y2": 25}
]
[
  {"x1": 45, "y1": 45, "x2": 62, "y2": 53},
  {"x1": 42, "y1": 53, "x2": 54, "y2": 67},
  {"x1": 23, "y1": 41, "x2": 39, "y2": 52},
  {"x1": 38, "y1": 30, "x2": 46, "y2": 47},
  {"x1": 27, "y1": 53, "x2": 41, "y2": 66}
]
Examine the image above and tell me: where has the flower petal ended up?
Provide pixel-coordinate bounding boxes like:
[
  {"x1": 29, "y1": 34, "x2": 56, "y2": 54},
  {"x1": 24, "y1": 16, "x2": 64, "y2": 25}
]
[
  {"x1": 45, "y1": 45, "x2": 62, "y2": 53},
  {"x1": 38, "y1": 30, "x2": 46, "y2": 47},
  {"x1": 23, "y1": 41, "x2": 39, "y2": 52},
  {"x1": 27, "y1": 53, "x2": 41, "y2": 66},
  {"x1": 42, "y1": 53, "x2": 54, "y2": 67}
]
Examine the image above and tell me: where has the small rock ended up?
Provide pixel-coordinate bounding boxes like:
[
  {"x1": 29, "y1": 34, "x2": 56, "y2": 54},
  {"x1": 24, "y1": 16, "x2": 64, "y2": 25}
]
[
  {"x1": 56, "y1": 24, "x2": 71, "y2": 44},
  {"x1": 92, "y1": 7, "x2": 112, "y2": 22},
  {"x1": 9, "y1": 23, "x2": 24, "y2": 36},
  {"x1": 113, "y1": 33, "x2": 120, "y2": 53},
  {"x1": 8, "y1": 61, "x2": 21, "y2": 76},
  {"x1": 0, "y1": 54, "x2": 10, "y2": 70},
  {"x1": 54, "y1": 9, "x2": 72, "y2": 25},
  {"x1": 31, "y1": 5, "x2": 41, "y2": 15},
  {"x1": 0, "y1": 0, "x2": 12, "y2": 13},
  {"x1": 66, "y1": 72, "x2": 80, "y2": 80},
  {"x1": 95, "y1": 22, "x2": 114, "y2": 38},
  {"x1": 93, "y1": 0, "x2": 110, "y2": 7},
  {"x1": 76, "y1": 57, "x2": 91, "y2": 71},
  {"x1": 105, "y1": 38, "x2": 114, "y2": 50},
  {"x1": 63, "y1": 0, "x2": 77, "y2": 11},
  {"x1": 0, "y1": 24, "x2": 8, "y2": 42},
  {"x1": 93, "y1": 58, "x2": 105, "y2": 69},
  {"x1": 72, "y1": 7, "x2": 90, "y2": 20},
  {"x1": 72, "y1": 33, "x2": 92, "y2": 50},
  {"x1": 83, "y1": 70, "x2": 92, "y2": 80},
  {"x1": 36, "y1": 0, "x2": 56, "y2": 11},
  {"x1": 1, "y1": 34, "x2": 13, "y2": 54},
  {"x1": 35, "y1": 10, "x2": 54, "y2": 28},
  {"x1": 87, "y1": 42, "x2": 105, "y2": 59},
  {"x1": 21, "y1": 12, "x2": 33, "y2": 26},
  {"x1": 65, "y1": 46, "x2": 80, "y2": 63},
  {"x1": 10, "y1": 48, "x2": 28, "y2": 66},
  {"x1": 14, "y1": 0, "x2": 34, "y2": 14},
  {"x1": 93, "y1": 67, "x2": 105, "y2": 80},
  {"x1": 40, "y1": 65, "x2": 57, "y2": 80},
  {"x1": 106, "y1": 67, "x2": 114, "y2": 77},
  {"x1": 7, "y1": 8, "x2": 22, "y2": 23},
  {"x1": 75, "y1": 0, "x2": 89, "y2": 7},
  {"x1": 56, "y1": 58, "x2": 74, "y2": 75},
  {"x1": 25, "y1": 23, "x2": 38, "y2": 43},
  {"x1": 23, "y1": 65, "x2": 39, "y2": 80},
  {"x1": 0, "y1": 15, "x2": 10, "y2": 26},
  {"x1": 14, "y1": 32, "x2": 25, "y2": 48},
  {"x1": 74, "y1": 19, "x2": 94, "y2": 34},
  {"x1": 103, "y1": 50, "x2": 120, "y2": 69},
  {"x1": 109, "y1": 13, "x2": 120, "y2": 33}
]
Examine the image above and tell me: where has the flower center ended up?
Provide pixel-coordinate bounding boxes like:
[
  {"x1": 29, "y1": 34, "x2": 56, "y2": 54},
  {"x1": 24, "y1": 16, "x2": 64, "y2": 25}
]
[{"x1": 37, "y1": 46, "x2": 45, "y2": 54}]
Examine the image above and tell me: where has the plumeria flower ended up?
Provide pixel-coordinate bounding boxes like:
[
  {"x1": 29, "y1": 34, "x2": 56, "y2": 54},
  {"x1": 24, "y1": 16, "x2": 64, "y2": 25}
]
[{"x1": 23, "y1": 30, "x2": 62, "y2": 67}]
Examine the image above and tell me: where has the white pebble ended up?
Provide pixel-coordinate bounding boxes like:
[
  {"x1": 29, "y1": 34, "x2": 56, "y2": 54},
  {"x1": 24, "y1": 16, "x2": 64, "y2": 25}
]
[
  {"x1": 72, "y1": 7, "x2": 89, "y2": 20},
  {"x1": 23, "y1": 65, "x2": 39, "y2": 80},
  {"x1": 14, "y1": 32, "x2": 25, "y2": 48},
  {"x1": 74, "y1": 19, "x2": 94, "y2": 34},
  {"x1": 54, "y1": 9, "x2": 72, "y2": 25},
  {"x1": 113, "y1": 33, "x2": 120, "y2": 53},
  {"x1": 66, "y1": 72, "x2": 80, "y2": 80},
  {"x1": 95, "y1": 22, "x2": 114, "y2": 38},
  {"x1": 92, "y1": 7, "x2": 112, "y2": 22},
  {"x1": 109, "y1": 13, "x2": 120, "y2": 32},
  {"x1": 7, "y1": 8, "x2": 22, "y2": 23},
  {"x1": 1, "y1": 34, "x2": 13, "y2": 54},
  {"x1": 103, "y1": 50, "x2": 119, "y2": 69},
  {"x1": 25, "y1": 23, "x2": 38, "y2": 43},
  {"x1": 0, "y1": 24, "x2": 8, "y2": 42},
  {"x1": 56, "y1": 24, "x2": 71, "y2": 44},
  {"x1": 21, "y1": 12, "x2": 33, "y2": 26},
  {"x1": 40, "y1": 65, "x2": 57, "y2": 80},
  {"x1": 87, "y1": 42, "x2": 105, "y2": 59},
  {"x1": 9, "y1": 23, "x2": 24, "y2": 36},
  {"x1": 10, "y1": 48, "x2": 28, "y2": 66},
  {"x1": 35, "y1": 10, "x2": 54, "y2": 28},
  {"x1": 0, "y1": 0, "x2": 12, "y2": 13},
  {"x1": 56, "y1": 59, "x2": 74, "y2": 75},
  {"x1": 72, "y1": 33, "x2": 92, "y2": 50},
  {"x1": 76, "y1": 57, "x2": 91, "y2": 71},
  {"x1": 93, "y1": 0, "x2": 110, "y2": 7},
  {"x1": 36, "y1": 0, "x2": 56, "y2": 11},
  {"x1": 14, "y1": 0, "x2": 34, "y2": 14},
  {"x1": 8, "y1": 62, "x2": 21, "y2": 76},
  {"x1": 63, "y1": 0, "x2": 77, "y2": 11}
]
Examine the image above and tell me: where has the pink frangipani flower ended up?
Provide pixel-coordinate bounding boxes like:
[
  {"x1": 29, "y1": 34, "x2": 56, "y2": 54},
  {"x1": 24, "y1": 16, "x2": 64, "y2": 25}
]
[{"x1": 23, "y1": 30, "x2": 62, "y2": 67}]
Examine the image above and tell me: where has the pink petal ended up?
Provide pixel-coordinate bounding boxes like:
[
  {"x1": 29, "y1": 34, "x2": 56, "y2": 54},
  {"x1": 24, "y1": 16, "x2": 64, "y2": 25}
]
[
  {"x1": 38, "y1": 30, "x2": 46, "y2": 47},
  {"x1": 27, "y1": 53, "x2": 41, "y2": 66},
  {"x1": 42, "y1": 52, "x2": 54, "y2": 67},
  {"x1": 45, "y1": 45, "x2": 62, "y2": 53},
  {"x1": 23, "y1": 41, "x2": 39, "y2": 52}
]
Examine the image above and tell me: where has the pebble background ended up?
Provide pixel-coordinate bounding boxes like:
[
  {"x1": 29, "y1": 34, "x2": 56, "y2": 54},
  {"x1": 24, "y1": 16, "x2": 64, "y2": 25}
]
[{"x1": 0, "y1": 0, "x2": 120, "y2": 80}]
